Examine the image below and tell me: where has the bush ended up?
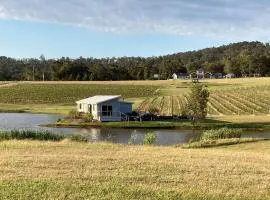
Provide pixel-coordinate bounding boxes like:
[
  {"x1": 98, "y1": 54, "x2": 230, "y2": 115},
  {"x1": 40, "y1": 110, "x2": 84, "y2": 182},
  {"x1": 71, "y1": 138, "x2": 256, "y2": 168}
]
[
  {"x1": 148, "y1": 107, "x2": 159, "y2": 115},
  {"x1": 201, "y1": 127, "x2": 242, "y2": 141},
  {"x1": 69, "y1": 134, "x2": 88, "y2": 142},
  {"x1": 83, "y1": 113, "x2": 94, "y2": 122},
  {"x1": 143, "y1": 132, "x2": 157, "y2": 145},
  {"x1": 0, "y1": 130, "x2": 64, "y2": 141},
  {"x1": 68, "y1": 109, "x2": 82, "y2": 119},
  {"x1": 128, "y1": 134, "x2": 138, "y2": 145}
]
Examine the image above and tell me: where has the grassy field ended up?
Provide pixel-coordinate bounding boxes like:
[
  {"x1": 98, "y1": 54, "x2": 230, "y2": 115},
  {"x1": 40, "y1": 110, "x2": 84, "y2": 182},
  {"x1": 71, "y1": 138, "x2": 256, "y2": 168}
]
[
  {"x1": 0, "y1": 78, "x2": 270, "y2": 123},
  {"x1": 0, "y1": 83, "x2": 159, "y2": 104},
  {"x1": 0, "y1": 140, "x2": 269, "y2": 199}
]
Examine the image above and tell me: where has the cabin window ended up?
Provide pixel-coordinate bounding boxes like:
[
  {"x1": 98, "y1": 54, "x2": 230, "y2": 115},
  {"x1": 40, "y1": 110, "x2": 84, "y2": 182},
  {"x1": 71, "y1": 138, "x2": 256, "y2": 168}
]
[
  {"x1": 79, "y1": 104, "x2": 82, "y2": 109},
  {"x1": 88, "y1": 104, "x2": 92, "y2": 114},
  {"x1": 101, "y1": 105, "x2": 113, "y2": 116}
]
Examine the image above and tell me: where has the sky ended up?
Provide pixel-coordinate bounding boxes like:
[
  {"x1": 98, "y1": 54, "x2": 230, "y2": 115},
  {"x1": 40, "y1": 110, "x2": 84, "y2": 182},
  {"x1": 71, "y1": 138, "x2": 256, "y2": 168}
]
[{"x1": 0, "y1": 0, "x2": 270, "y2": 59}]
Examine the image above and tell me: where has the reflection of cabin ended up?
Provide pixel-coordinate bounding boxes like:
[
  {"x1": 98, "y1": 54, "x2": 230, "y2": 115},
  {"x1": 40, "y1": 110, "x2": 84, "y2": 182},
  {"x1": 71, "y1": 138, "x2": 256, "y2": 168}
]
[{"x1": 76, "y1": 95, "x2": 133, "y2": 122}]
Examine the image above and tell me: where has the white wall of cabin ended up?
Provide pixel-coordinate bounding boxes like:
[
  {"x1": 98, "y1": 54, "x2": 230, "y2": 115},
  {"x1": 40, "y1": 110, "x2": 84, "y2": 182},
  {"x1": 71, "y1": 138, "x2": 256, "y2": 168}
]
[{"x1": 76, "y1": 98, "x2": 132, "y2": 121}]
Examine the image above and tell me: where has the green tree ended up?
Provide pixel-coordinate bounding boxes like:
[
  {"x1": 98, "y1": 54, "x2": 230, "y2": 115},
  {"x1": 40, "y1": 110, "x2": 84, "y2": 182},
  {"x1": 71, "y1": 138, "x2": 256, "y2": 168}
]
[{"x1": 186, "y1": 84, "x2": 209, "y2": 120}]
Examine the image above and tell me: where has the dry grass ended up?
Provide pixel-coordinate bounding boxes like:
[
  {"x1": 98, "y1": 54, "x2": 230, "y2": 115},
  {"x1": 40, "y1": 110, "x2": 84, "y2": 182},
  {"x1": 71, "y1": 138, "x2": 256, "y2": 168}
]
[
  {"x1": 14, "y1": 77, "x2": 270, "y2": 86},
  {"x1": 19, "y1": 80, "x2": 173, "y2": 86},
  {"x1": 0, "y1": 140, "x2": 269, "y2": 199}
]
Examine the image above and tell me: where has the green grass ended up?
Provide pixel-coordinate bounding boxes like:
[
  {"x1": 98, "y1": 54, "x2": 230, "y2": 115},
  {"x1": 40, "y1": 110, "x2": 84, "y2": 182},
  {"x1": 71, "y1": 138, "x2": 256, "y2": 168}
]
[
  {"x1": 0, "y1": 103, "x2": 73, "y2": 114},
  {"x1": 43, "y1": 119, "x2": 270, "y2": 130},
  {"x1": 200, "y1": 127, "x2": 242, "y2": 140},
  {"x1": 0, "y1": 83, "x2": 159, "y2": 104},
  {"x1": 0, "y1": 130, "x2": 87, "y2": 142},
  {"x1": 0, "y1": 140, "x2": 269, "y2": 199}
]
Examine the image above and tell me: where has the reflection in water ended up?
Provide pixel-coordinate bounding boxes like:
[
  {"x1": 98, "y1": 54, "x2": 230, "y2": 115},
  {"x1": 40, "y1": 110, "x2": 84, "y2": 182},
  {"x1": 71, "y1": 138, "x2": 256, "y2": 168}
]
[{"x1": 0, "y1": 113, "x2": 270, "y2": 146}]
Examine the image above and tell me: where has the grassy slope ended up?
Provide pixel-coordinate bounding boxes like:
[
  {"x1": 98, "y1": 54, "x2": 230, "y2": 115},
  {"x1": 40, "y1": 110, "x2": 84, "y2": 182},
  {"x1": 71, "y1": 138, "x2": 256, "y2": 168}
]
[
  {"x1": 0, "y1": 140, "x2": 269, "y2": 200},
  {"x1": 0, "y1": 78, "x2": 270, "y2": 120}
]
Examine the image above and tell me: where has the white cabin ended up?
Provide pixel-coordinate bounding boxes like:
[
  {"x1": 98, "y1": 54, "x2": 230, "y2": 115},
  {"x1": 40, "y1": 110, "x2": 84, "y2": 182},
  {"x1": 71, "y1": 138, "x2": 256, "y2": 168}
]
[{"x1": 76, "y1": 95, "x2": 133, "y2": 122}]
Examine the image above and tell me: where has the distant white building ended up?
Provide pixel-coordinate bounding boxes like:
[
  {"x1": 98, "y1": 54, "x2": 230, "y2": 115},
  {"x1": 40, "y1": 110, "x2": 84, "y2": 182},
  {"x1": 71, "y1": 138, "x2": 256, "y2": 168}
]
[
  {"x1": 225, "y1": 73, "x2": 235, "y2": 78},
  {"x1": 172, "y1": 73, "x2": 178, "y2": 80},
  {"x1": 76, "y1": 95, "x2": 133, "y2": 122},
  {"x1": 153, "y1": 74, "x2": 160, "y2": 79}
]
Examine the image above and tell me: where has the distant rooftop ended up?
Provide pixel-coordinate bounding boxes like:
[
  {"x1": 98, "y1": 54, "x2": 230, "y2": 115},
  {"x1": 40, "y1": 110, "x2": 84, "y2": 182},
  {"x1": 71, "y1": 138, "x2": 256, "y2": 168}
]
[{"x1": 76, "y1": 95, "x2": 121, "y2": 104}]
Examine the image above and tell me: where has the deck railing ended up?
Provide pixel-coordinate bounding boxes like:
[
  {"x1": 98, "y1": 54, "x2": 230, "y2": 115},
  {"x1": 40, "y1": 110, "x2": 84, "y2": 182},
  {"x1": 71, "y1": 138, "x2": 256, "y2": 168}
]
[
  {"x1": 97, "y1": 111, "x2": 121, "y2": 117},
  {"x1": 96, "y1": 111, "x2": 129, "y2": 121}
]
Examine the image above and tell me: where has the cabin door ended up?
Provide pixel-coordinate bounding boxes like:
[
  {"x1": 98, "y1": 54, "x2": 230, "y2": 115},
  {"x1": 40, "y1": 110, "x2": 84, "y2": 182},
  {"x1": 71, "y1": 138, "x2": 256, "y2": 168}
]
[{"x1": 88, "y1": 104, "x2": 92, "y2": 114}]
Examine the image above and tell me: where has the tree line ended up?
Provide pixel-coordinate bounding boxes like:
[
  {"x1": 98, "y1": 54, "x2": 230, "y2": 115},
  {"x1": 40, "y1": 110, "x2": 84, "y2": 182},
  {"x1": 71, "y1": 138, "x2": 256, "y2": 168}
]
[{"x1": 1, "y1": 41, "x2": 270, "y2": 81}]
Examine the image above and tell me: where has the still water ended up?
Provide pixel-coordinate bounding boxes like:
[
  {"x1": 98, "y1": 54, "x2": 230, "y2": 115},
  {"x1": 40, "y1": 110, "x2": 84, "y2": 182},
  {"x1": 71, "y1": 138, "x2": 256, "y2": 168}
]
[{"x1": 0, "y1": 113, "x2": 270, "y2": 146}]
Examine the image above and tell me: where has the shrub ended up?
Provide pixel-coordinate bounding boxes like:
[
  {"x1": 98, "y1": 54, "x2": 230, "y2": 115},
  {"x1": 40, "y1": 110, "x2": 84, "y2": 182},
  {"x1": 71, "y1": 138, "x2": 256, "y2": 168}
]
[
  {"x1": 128, "y1": 134, "x2": 138, "y2": 145},
  {"x1": 84, "y1": 113, "x2": 94, "y2": 122},
  {"x1": 143, "y1": 132, "x2": 157, "y2": 145},
  {"x1": 68, "y1": 109, "x2": 82, "y2": 119},
  {"x1": 201, "y1": 127, "x2": 242, "y2": 141},
  {"x1": 148, "y1": 107, "x2": 159, "y2": 115},
  {"x1": 69, "y1": 134, "x2": 88, "y2": 142},
  {"x1": 0, "y1": 130, "x2": 64, "y2": 141}
]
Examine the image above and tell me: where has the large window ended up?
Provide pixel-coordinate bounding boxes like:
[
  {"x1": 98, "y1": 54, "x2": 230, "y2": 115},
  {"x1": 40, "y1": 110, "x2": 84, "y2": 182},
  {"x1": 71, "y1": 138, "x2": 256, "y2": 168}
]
[{"x1": 102, "y1": 105, "x2": 113, "y2": 116}]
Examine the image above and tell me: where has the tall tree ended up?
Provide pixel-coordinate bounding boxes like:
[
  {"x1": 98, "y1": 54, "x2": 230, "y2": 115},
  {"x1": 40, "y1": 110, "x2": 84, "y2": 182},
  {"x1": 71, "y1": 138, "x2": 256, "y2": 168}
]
[{"x1": 186, "y1": 84, "x2": 210, "y2": 120}]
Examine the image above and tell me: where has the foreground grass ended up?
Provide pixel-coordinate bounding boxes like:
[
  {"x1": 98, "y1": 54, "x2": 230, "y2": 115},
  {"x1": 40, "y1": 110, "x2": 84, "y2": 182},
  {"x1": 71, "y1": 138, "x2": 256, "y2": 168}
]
[{"x1": 0, "y1": 140, "x2": 269, "y2": 199}]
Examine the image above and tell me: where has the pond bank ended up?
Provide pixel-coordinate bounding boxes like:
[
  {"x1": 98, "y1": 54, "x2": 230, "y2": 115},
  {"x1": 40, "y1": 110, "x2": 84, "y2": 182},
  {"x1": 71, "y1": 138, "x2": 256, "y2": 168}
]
[
  {"x1": 1, "y1": 113, "x2": 270, "y2": 146},
  {"x1": 43, "y1": 120, "x2": 270, "y2": 130},
  {"x1": 181, "y1": 138, "x2": 269, "y2": 149}
]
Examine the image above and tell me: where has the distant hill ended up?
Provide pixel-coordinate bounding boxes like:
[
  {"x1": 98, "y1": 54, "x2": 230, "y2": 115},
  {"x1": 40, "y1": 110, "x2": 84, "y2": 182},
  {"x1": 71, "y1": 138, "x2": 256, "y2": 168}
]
[{"x1": 1, "y1": 41, "x2": 270, "y2": 81}]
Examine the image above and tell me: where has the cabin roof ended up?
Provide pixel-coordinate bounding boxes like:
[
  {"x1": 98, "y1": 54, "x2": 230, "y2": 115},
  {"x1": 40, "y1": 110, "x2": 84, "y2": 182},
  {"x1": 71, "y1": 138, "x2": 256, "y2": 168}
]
[{"x1": 76, "y1": 95, "x2": 121, "y2": 104}]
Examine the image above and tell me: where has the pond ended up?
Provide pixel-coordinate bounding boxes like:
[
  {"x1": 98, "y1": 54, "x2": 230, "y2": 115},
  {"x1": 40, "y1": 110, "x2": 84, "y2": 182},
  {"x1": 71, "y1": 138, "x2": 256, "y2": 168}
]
[{"x1": 0, "y1": 113, "x2": 270, "y2": 146}]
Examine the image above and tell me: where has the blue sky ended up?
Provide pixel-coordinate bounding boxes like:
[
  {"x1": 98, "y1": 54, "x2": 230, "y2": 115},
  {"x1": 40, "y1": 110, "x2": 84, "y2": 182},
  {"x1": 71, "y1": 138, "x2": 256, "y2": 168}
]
[{"x1": 0, "y1": 0, "x2": 270, "y2": 59}]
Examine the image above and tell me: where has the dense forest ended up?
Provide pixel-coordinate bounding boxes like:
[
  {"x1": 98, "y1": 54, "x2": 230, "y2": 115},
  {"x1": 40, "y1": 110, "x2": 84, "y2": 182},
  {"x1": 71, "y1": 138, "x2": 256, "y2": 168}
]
[{"x1": 1, "y1": 41, "x2": 270, "y2": 81}]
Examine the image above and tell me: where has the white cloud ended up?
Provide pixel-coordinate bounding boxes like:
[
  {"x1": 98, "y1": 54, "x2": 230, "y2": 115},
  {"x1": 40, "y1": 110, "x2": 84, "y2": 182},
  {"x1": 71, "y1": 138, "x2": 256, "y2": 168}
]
[{"x1": 0, "y1": 0, "x2": 270, "y2": 40}]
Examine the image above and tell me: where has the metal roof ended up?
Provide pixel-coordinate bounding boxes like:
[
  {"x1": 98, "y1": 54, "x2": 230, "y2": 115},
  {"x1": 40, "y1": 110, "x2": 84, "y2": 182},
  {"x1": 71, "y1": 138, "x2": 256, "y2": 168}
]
[{"x1": 76, "y1": 95, "x2": 121, "y2": 104}]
